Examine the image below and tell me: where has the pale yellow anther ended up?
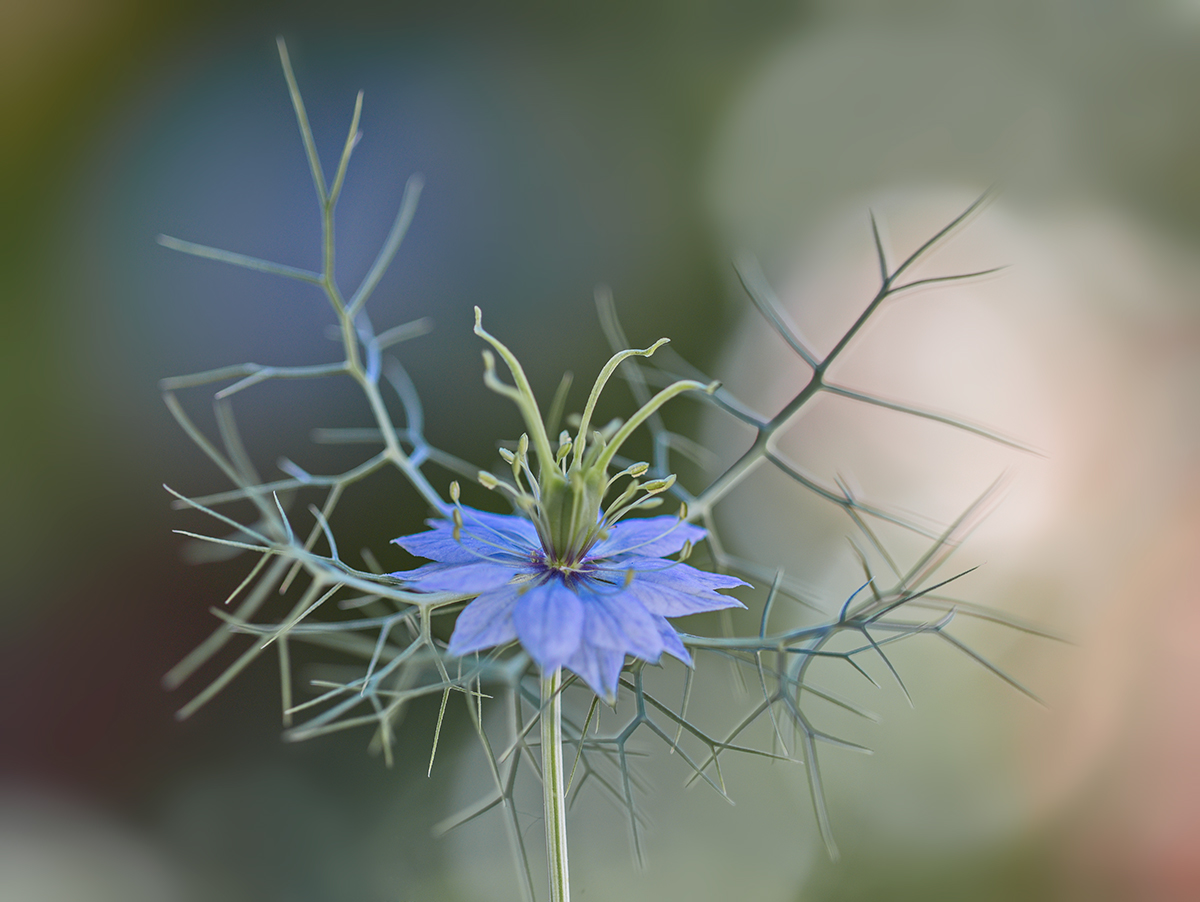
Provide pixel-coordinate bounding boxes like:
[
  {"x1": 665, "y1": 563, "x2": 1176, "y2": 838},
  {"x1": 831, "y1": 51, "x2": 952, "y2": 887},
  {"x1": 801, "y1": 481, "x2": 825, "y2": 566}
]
[{"x1": 642, "y1": 474, "x2": 676, "y2": 495}]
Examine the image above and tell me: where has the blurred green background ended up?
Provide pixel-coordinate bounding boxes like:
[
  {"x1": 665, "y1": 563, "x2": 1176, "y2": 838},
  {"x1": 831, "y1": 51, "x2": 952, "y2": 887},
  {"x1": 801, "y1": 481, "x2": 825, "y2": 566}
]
[{"x1": 2, "y1": 1, "x2": 1198, "y2": 900}]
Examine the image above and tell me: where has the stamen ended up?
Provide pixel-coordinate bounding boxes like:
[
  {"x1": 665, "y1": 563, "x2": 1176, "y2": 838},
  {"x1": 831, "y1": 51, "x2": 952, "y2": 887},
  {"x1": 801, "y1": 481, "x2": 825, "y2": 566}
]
[
  {"x1": 629, "y1": 496, "x2": 663, "y2": 511},
  {"x1": 602, "y1": 474, "x2": 678, "y2": 527},
  {"x1": 601, "y1": 479, "x2": 642, "y2": 527},
  {"x1": 606, "y1": 461, "x2": 649, "y2": 489},
  {"x1": 642, "y1": 474, "x2": 676, "y2": 495},
  {"x1": 519, "y1": 455, "x2": 539, "y2": 501},
  {"x1": 506, "y1": 444, "x2": 525, "y2": 493},
  {"x1": 478, "y1": 473, "x2": 531, "y2": 507}
]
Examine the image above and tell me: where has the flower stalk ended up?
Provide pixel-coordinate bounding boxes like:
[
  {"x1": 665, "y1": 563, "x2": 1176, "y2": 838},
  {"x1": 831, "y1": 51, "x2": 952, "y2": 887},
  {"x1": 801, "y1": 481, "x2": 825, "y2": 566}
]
[{"x1": 541, "y1": 669, "x2": 571, "y2": 902}]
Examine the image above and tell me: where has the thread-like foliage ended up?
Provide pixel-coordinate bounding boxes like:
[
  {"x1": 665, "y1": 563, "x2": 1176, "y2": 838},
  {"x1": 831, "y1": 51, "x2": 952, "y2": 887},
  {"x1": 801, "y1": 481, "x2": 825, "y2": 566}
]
[{"x1": 160, "y1": 40, "x2": 1057, "y2": 899}]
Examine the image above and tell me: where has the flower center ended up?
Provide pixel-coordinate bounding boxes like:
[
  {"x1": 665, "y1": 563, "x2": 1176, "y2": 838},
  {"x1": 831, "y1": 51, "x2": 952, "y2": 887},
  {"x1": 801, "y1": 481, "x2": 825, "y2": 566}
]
[
  {"x1": 465, "y1": 307, "x2": 716, "y2": 563},
  {"x1": 531, "y1": 548, "x2": 598, "y2": 588}
]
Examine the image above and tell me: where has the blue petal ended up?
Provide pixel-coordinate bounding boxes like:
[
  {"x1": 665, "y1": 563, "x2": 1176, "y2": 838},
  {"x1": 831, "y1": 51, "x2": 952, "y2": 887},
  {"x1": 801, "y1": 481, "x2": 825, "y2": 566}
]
[
  {"x1": 578, "y1": 586, "x2": 663, "y2": 661},
  {"x1": 457, "y1": 507, "x2": 541, "y2": 545},
  {"x1": 447, "y1": 585, "x2": 521, "y2": 657},
  {"x1": 591, "y1": 516, "x2": 707, "y2": 559},
  {"x1": 393, "y1": 506, "x2": 539, "y2": 564},
  {"x1": 651, "y1": 615, "x2": 692, "y2": 665},
  {"x1": 393, "y1": 529, "x2": 477, "y2": 564},
  {"x1": 394, "y1": 560, "x2": 520, "y2": 594},
  {"x1": 564, "y1": 643, "x2": 626, "y2": 702},
  {"x1": 512, "y1": 580, "x2": 584, "y2": 672},
  {"x1": 617, "y1": 557, "x2": 748, "y2": 591},
  {"x1": 394, "y1": 528, "x2": 530, "y2": 566},
  {"x1": 603, "y1": 560, "x2": 746, "y2": 617},
  {"x1": 621, "y1": 580, "x2": 742, "y2": 617}
]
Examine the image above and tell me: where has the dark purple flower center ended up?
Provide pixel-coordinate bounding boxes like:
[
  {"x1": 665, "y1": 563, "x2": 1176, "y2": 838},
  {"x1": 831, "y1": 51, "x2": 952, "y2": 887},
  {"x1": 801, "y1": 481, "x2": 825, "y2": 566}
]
[{"x1": 530, "y1": 548, "x2": 606, "y2": 589}]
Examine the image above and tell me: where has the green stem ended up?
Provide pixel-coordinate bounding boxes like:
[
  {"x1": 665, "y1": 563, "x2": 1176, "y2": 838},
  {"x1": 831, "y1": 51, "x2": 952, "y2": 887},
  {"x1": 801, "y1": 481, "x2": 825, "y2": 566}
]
[{"x1": 541, "y1": 670, "x2": 570, "y2": 902}]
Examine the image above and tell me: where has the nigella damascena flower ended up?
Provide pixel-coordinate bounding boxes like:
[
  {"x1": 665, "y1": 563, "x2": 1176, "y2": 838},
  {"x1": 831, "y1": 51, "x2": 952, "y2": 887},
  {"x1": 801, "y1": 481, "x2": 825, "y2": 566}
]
[
  {"x1": 390, "y1": 308, "x2": 746, "y2": 700},
  {"x1": 392, "y1": 508, "x2": 745, "y2": 700}
]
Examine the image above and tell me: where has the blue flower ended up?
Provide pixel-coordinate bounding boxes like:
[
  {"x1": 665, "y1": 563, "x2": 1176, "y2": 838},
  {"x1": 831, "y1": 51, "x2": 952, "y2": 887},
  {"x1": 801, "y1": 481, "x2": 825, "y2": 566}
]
[
  {"x1": 388, "y1": 308, "x2": 746, "y2": 699},
  {"x1": 392, "y1": 507, "x2": 745, "y2": 700}
]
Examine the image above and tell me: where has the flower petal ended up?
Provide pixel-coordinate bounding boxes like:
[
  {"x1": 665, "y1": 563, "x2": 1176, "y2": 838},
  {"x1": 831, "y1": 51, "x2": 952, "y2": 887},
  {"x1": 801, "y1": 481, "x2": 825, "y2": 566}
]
[
  {"x1": 621, "y1": 581, "x2": 741, "y2": 617},
  {"x1": 651, "y1": 614, "x2": 691, "y2": 665},
  {"x1": 617, "y1": 558, "x2": 748, "y2": 591},
  {"x1": 447, "y1": 585, "x2": 522, "y2": 657},
  {"x1": 591, "y1": 516, "x2": 707, "y2": 559},
  {"x1": 512, "y1": 580, "x2": 584, "y2": 672},
  {"x1": 458, "y1": 507, "x2": 541, "y2": 546},
  {"x1": 564, "y1": 643, "x2": 626, "y2": 702},
  {"x1": 393, "y1": 527, "x2": 526, "y2": 566},
  {"x1": 578, "y1": 585, "x2": 664, "y2": 661},
  {"x1": 393, "y1": 506, "x2": 539, "y2": 564},
  {"x1": 394, "y1": 560, "x2": 520, "y2": 594},
  {"x1": 607, "y1": 560, "x2": 746, "y2": 617}
]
